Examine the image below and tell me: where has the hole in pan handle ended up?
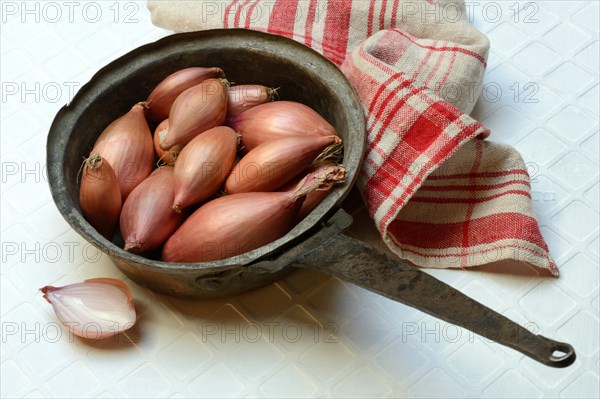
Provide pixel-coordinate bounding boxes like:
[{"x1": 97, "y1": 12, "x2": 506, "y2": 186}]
[{"x1": 548, "y1": 342, "x2": 576, "y2": 367}]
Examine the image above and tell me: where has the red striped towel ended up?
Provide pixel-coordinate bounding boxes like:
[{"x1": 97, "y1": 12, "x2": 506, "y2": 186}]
[{"x1": 148, "y1": 0, "x2": 559, "y2": 276}]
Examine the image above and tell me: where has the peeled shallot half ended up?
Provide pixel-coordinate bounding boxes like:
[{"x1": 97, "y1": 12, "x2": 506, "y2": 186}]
[{"x1": 40, "y1": 278, "x2": 136, "y2": 340}]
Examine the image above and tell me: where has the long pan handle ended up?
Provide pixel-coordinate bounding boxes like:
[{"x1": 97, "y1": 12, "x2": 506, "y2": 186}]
[{"x1": 294, "y1": 232, "x2": 575, "y2": 368}]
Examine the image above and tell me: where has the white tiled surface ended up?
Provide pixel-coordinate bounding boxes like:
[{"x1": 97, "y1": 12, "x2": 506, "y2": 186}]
[{"x1": 1, "y1": 1, "x2": 599, "y2": 398}]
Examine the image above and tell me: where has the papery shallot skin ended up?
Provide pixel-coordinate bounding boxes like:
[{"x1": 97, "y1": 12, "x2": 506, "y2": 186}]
[
  {"x1": 224, "y1": 135, "x2": 341, "y2": 194},
  {"x1": 91, "y1": 103, "x2": 154, "y2": 201},
  {"x1": 227, "y1": 101, "x2": 338, "y2": 151},
  {"x1": 146, "y1": 67, "x2": 225, "y2": 123},
  {"x1": 281, "y1": 162, "x2": 347, "y2": 221},
  {"x1": 162, "y1": 192, "x2": 302, "y2": 263},
  {"x1": 227, "y1": 84, "x2": 275, "y2": 117},
  {"x1": 120, "y1": 166, "x2": 184, "y2": 254},
  {"x1": 153, "y1": 119, "x2": 177, "y2": 165},
  {"x1": 79, "y1": 155, "x2": 122, "y2": 240},
  {"x1": 172, "y1": 126, "x2": 238, "y2": 212},
  {"x1": 159, "y1": 78, "x2": 228, "y2": 151}
]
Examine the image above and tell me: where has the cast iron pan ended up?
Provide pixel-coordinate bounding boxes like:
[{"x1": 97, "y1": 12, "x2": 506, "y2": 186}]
[{"x1": 47, "y1": 29, "x2": 575, "y2": 368}]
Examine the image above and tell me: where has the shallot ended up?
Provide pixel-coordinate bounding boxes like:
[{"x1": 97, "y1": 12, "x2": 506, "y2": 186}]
[
  {"x1": 172, "y1": 126, "x2": 238, "y2": 212},
  {"x1": 227, "y1": 101, "x2": 338, "y2": 151},
  {"x1": 40, "y1": 278, "x2": 136, "y2": 340},
  {"x1": 227, "y1": 84, "x2": 277, "y2": 117},
  {"x1": 162, "y1": 169, "x2": 346, "y2": 263},
  {"x1": 120, "y1": 166, "x2": 184, "y2": 253},
  {"x1": 159, "y1": 78, "x2": 228, "y2": 151},
  {"x1": 91, "y1": 102, "x2": 154, "y2": 201},
  {"x1": 79, "y1": 154, "x2": 122, "y2": 239},
  {"x1": 225, "y1": 135, "x2": 342, "y2": 194},
  {"x1": 145, "y1": 66, "x2": 225, "y2": 123}
]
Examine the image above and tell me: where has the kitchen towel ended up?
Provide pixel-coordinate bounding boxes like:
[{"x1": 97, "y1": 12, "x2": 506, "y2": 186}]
[{"x1": 147, "y1": 0, "x2": 559, "y2": 276}]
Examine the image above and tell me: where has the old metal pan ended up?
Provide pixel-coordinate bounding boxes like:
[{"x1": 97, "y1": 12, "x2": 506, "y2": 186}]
[{"x1": 47, "y1": 29, "x2": 575, "y2": 368}]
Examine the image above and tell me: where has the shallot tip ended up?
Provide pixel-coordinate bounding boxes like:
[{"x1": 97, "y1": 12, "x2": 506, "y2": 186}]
[
  {"x1": 215, "y1": 68, "x2": 226, "y2": 79},
  {"x1": 77, "y1": 154, "x2": 102, "y2": 184},
  {"x1": 39, "y1": 285, "x2": 55, "y2": 304}
]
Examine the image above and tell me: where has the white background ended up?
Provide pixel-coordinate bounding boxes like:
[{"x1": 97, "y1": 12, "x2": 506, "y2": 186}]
[{"x1": 1, "y1": 1, "x2": 598, "y2": 398}]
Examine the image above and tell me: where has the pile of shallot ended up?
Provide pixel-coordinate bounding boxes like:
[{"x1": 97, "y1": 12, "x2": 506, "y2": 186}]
[{"x1": 79, "y1": 66, "x2": 346, "y2": 263}]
